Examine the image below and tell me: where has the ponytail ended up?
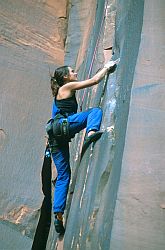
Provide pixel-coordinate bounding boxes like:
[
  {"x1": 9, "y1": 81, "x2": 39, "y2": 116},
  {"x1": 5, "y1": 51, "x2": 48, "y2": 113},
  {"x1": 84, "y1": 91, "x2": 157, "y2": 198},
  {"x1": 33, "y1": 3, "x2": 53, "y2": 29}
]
[
  {"x1": 50, "y1": 77, "x2": 59, "y2": 97},
  {"x1": 50, "y1": 66, "x2": 69, "y2": 97}
]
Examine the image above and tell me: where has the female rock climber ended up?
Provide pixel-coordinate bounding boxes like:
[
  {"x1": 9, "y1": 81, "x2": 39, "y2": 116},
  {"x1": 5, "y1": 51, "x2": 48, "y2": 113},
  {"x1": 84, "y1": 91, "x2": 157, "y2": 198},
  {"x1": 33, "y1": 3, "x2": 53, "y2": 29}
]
[{"x1": 47, "y1": 59, "x2": 118, "y2": 234}]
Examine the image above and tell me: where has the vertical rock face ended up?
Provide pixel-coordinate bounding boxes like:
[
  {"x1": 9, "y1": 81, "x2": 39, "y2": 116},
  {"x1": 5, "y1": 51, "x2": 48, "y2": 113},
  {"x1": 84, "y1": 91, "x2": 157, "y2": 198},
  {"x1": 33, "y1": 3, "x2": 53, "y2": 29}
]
[
  {"x1": 63, "y1": 1, "x2": 118, "y2": 249},
  {"x1": 1, "y1": 0, "x2": 165, "y2": 249},
  {"x1": 57, "y1": 0, "x2": 164, "y2": 249},
  {"x1": 110, "y1": 0, "x2": 165, "y2": 249},
  {"x1": 0, "y1": 0, "x2": 67, "y2": 248},
  {"x1": 65, "y1": 0, "x2": 98, "y2": 69},
  {"x1": 62, "y1": 0, "x2": 144, "y2": 249}
]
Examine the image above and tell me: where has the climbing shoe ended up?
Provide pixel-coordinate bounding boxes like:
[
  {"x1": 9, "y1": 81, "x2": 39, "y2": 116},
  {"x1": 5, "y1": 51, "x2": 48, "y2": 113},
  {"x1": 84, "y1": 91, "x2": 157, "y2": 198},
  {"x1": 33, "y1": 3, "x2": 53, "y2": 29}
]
[
  {"x1": 54, "y1": 215, "x2": 65, "y2": 235},
  {"x1": 81, "y1": 131, "x2": 103, "y2": 159}
]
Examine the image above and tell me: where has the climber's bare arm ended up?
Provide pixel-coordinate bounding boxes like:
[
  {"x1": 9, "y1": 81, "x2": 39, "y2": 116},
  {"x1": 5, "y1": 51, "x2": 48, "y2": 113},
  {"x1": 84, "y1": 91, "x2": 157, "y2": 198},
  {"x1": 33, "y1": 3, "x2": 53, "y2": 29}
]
[{"x1": 62, "y1": 67, "x2": 108, "y2": 91}]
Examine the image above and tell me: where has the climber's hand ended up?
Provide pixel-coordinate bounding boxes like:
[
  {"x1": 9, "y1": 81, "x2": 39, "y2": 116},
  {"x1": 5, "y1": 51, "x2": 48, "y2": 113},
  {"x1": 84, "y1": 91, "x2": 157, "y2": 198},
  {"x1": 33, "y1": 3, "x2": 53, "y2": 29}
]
[{"x1": 104, "y1": 58, "x2": 120, "y2": 70}]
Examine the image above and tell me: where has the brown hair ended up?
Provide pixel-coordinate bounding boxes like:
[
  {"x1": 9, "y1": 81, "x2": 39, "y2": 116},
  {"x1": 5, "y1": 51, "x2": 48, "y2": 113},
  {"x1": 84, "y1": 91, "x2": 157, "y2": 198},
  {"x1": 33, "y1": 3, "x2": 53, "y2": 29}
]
[{"x1": 50, "y1": 66, "x2": 69, "y2": 97}]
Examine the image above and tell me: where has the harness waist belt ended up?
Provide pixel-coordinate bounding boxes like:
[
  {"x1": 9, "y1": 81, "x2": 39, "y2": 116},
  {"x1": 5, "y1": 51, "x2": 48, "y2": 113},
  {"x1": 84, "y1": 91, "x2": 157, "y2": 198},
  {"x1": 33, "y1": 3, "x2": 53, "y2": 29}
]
[{"x1": 46, "y1": 114, "x2": 70, "y2": 142}]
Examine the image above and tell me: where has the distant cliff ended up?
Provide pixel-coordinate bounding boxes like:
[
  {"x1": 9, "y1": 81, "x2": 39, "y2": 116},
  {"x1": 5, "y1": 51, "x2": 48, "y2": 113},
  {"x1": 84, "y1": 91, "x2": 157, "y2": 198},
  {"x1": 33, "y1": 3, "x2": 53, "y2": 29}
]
[{"x1": 0, "y1": 0, "x2": 67, "y2": 249}]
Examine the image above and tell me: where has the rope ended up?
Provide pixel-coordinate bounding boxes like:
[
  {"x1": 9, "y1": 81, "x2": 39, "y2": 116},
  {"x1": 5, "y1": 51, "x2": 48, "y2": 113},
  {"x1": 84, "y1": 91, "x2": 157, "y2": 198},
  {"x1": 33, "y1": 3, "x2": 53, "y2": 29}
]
[{"x1": 80, "y1": 0, "x2": 109, "y2": 111}]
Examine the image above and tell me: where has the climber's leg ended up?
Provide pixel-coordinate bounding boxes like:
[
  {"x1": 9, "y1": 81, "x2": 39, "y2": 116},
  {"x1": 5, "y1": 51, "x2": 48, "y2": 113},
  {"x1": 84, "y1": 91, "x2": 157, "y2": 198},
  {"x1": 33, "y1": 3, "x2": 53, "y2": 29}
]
[
  {"x1": 52, "y1": 142, "x2": 70, "y2": 214},
  {"x1": 68, "y1": 107, "x2": 103, "y2": 137}
]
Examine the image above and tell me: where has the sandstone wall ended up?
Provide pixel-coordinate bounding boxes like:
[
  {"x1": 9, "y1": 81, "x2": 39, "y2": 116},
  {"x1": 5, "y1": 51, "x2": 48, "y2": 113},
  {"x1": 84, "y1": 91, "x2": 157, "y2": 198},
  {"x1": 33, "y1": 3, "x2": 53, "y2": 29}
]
[
  {"x1": 1, "y1": 0, "x2": 165, "y2": 249},
  {"x1": 0, "y1": 0, "x2": 67, "y2": 249},
  {"x1": 62, "y1": 0, "x2": 145, "y2": 249},
  {"x1": 110, "y1": 0, "x2": 165, "y2": 249}
]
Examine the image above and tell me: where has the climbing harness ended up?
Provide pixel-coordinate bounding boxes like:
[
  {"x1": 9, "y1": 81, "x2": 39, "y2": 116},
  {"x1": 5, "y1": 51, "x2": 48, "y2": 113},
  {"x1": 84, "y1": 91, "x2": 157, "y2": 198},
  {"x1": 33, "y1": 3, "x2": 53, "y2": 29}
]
[
  {"x1": 46, "y1": 114, "x2": 70, "y2": 152},
  {"x1": 46, "y1": 114, "x2": 70, "y2": 140},
  {"x1": 80, "y1": 0, "x2": 109, "y2": 111}
]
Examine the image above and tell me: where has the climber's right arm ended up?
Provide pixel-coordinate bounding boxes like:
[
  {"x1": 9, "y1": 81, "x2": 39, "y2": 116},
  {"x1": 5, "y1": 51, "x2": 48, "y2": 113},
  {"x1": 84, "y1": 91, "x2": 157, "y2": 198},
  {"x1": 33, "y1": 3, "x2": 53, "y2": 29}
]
[{"x1": 64, "y1": 67, "x2": 108, "y2": 91}]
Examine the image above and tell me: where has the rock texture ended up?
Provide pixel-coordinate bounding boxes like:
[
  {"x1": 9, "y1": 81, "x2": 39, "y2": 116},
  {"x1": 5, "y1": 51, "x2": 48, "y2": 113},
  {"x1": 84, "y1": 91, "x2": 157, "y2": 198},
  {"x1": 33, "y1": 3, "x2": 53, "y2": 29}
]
[
  {"x1": 1, "y1": 0, "x2": 165, "y2": 249},
  {"x1": 57, "y1": 0, "x2": 165, "y2": 249},
  {"x1": 0, "y1": 0, "x2": 67, "y2": 249},
  {"x1": 62, "y1": 0, "x2": 145, "y2": 249},
  {"x1": 110, "y1": 0, "x2": 165, "y2": 249}
]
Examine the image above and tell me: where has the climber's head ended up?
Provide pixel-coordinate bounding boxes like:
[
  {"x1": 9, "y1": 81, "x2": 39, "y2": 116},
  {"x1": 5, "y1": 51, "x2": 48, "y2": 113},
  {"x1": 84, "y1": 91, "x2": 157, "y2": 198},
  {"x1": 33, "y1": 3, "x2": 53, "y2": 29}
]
[
  {"x1": 50, "y1": 66, "x2": 77, "y2": 97},
  {"x1": 67, "y1": 67, "x2": 78, "y2": 82},
  {"x1": 52, "y1": 66, "x2": 69, "y2": 86}
]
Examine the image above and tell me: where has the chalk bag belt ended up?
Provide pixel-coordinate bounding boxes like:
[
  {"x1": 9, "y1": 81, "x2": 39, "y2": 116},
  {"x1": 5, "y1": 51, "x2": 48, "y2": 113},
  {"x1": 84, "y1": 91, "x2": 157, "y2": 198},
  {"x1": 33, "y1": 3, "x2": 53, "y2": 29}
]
[{"x1": 46, "y1": 115, "x2": 70, "y2": 140}]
